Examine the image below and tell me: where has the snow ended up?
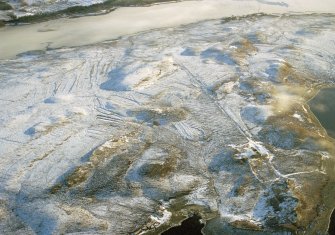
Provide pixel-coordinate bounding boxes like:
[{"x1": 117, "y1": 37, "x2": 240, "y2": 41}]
[
  {"x1": 1, "y1": 0, "x2": 335, "y2": 59},
  {"x1": 0, "y1": 12, "x2": 334, "y2": 234}
]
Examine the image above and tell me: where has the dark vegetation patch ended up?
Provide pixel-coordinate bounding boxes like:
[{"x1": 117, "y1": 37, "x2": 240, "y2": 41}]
[
  {"x1": 6, "y1": 0, "x2": 176, "y2": 24},
  {"x1": 329, "y1": 208, "x2": 335, "y2": 235},
  {"x1": 0, "y1": 1, "x2": 12, "y2": 10}
]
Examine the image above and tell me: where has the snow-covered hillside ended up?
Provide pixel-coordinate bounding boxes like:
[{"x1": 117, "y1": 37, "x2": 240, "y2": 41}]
[{"x1": 0, "y1": 13, "x2": 335, "y2": 234}]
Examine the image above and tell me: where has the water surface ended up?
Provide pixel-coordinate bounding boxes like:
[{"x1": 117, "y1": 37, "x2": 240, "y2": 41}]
[{"x1": 309, "y1": 88, "x2": 335, "y2": 139}]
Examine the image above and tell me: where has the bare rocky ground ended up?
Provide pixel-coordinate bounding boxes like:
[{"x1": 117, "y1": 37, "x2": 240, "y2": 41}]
[{"x1": 0, "y1": 13, "x2": 335, "y2": 234}]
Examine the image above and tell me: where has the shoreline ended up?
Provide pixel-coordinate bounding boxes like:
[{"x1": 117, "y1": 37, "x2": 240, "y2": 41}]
[
  {"x1": 0, "y1": 0, "x2": 335, "y2": 60},
  {"x1": 3, "y1": 0, "x2": 185, "y2": 25}
]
